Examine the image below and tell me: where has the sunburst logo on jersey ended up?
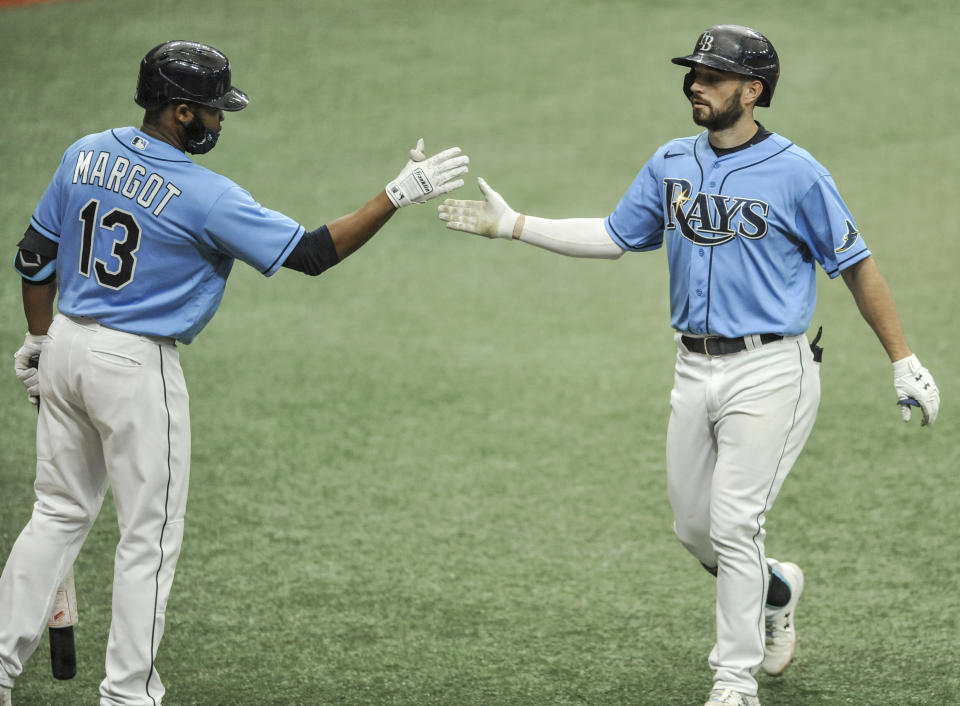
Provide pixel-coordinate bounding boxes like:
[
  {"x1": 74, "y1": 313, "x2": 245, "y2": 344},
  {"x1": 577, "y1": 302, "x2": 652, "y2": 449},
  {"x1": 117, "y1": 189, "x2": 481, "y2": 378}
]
[{"x1": 672, "y1": 187, "x2": 691, "y2": 215}]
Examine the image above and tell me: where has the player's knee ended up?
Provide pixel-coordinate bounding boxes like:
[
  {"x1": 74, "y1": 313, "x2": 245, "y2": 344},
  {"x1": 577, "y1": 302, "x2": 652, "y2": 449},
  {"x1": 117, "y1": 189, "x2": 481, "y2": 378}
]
[
  {"x1": 673, "y1": 519, "x2": 714, "y2": 565},
  {"x1": 33, "y1": 487, "x2": 100, "y2": 533},
  {"x1": 709, "y1": 517, "x2": 762, "y2": 555}
]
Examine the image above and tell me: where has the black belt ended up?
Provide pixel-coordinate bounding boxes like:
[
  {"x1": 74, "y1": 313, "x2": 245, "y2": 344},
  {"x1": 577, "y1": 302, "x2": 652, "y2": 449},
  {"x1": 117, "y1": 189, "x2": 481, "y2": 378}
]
[{"x1": 680, "y1": 333, "x2": 782, "y2": 356}]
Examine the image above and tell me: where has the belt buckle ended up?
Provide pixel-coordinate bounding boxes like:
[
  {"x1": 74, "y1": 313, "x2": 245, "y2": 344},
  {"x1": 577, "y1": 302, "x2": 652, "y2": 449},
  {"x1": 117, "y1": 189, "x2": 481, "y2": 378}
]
[{"x1": 701, "y1": 336, "x2": 721, "y2": 357}]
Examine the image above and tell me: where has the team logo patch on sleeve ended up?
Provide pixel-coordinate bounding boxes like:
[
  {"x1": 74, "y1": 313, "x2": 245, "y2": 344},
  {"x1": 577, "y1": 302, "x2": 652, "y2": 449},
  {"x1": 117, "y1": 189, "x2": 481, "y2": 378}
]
[{"x1": 835, "y1": 219, "x2": 860, "y2": 253}]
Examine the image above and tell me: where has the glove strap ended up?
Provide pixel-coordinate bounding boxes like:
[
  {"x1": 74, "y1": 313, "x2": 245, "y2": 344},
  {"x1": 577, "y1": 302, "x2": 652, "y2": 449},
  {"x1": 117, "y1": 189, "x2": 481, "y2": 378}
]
[
  {"x1": 892, "y1": 353, "x2": 920, "y2": 377},
  {"x1": 25, "y1": 332, "x2": 49, "y2": 346}
]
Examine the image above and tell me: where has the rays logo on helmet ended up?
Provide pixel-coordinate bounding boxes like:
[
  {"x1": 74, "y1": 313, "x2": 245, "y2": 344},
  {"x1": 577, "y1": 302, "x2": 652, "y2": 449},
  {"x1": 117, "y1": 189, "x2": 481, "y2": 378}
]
[{"x1": 697, "y1": 32, "x2": 715, "y2": 52}]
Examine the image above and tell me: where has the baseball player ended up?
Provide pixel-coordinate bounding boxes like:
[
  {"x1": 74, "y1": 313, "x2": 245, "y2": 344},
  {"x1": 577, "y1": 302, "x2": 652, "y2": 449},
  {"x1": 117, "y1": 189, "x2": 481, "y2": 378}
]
[
  {"x1": 438, "y1": 24, "x2": 940, "y2": 706},
  {"x1": 1, "y1": 40, "x2": 468, "y2": 706}
]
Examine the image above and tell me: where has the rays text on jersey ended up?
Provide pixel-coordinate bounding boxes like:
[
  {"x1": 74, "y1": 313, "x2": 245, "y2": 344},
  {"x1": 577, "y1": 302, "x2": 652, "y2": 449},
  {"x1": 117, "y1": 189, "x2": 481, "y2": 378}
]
[
  {"x1": 72, "y1": 150, "x2": 182, "y2": 217},
  {"x1": 664, "y1": 178, "x2": 770, "y2": 246}
]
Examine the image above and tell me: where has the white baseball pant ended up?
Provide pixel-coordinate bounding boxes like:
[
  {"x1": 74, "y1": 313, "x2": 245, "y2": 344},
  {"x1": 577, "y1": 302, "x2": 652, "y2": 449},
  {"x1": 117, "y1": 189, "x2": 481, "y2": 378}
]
[
  {"x1": 665, "y1": 333, "x2": 820, "y2": 695},
  {"x1": 0, "y1": 314, "x2": 190, "y2": 705}
]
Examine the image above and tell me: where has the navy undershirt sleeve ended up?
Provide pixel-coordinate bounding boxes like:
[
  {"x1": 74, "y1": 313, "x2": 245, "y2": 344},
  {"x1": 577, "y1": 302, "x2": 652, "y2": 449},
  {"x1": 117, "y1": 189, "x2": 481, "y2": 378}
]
[{"x1": 282, "y1": 225, "x2": 341, "y2": 275}]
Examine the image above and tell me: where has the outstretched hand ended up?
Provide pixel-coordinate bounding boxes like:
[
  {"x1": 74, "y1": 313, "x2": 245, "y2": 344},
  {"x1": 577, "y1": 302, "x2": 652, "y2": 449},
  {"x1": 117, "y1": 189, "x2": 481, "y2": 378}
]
[
  {"x1": 385, "y1": 138, "x2": 469, "y2": 208},
  {"x1": 438, "y1": 177, "x2": 520, "y2": 239}
]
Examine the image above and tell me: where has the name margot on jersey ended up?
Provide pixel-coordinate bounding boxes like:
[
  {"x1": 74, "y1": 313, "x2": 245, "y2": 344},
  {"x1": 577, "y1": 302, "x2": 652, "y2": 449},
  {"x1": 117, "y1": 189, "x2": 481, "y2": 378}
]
[{"x1": 72, "y1": 150, "x2": 182, "y2": 217}]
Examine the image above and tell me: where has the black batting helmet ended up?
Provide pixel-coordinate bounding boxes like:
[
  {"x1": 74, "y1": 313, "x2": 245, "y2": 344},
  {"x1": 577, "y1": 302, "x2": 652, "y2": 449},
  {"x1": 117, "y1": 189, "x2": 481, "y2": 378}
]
[
  {"x1": 671, "y1": 25, "x2": 779, "y2": 107},
  {"x1": 135, "y1": 40, "x2": 249, "y2": 112}
]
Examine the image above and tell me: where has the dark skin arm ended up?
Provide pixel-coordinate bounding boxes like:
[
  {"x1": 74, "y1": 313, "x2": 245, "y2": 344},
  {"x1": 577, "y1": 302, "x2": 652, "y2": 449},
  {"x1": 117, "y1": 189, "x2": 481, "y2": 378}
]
[
  {"x1": 327, "y1": 191, "x2": 398, "y2": 260},
  {"x1": 23, "y1": 280, "x2": 57, "y2": 336},
  {"x1": 840, "y1": 255, "x2": 911, "y2": 362}
]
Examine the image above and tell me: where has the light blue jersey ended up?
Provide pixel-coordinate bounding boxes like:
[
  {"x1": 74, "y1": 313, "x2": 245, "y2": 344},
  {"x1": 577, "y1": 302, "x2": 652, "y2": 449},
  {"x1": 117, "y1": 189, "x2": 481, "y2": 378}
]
[
  {"x1": 605, "y1": 131, "x2": 870, "y2": 338},
  {"x1": 29, "y1": 127, "x2": 305, "y2": 343}
]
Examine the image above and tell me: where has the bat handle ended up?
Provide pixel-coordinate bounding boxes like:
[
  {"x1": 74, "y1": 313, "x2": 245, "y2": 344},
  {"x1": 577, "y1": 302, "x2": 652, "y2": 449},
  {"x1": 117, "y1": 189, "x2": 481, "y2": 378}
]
[
  {"x1": 49, "y1": 626, "x2": 77, "y2": 680},
  {"x1": 48, "y1": 568, "x2": 78, "y2": 680}
]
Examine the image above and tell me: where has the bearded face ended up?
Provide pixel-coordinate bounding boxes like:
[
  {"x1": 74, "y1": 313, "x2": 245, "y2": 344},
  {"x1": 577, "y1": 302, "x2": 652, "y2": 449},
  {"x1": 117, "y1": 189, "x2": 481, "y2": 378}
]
[{"x1": 690, "y1": 83, "x2": 746, "y2": 131}]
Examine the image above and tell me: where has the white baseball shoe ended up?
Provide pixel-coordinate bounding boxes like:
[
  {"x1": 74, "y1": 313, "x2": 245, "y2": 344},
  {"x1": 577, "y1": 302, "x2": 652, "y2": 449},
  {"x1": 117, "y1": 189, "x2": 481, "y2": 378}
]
[
  {"x1": 0, "y1": 686, "x2": 11, "y2": 706},
  {"x1": 762, "y1": 560, "x2": 804, "y2": 676},
  {"x1": 704, "y1": 687, "x2": 761, "y2": 705}
]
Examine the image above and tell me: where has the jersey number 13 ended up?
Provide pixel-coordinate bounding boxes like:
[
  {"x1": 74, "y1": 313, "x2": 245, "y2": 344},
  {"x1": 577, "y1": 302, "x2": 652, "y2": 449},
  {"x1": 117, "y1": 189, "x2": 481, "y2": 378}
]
[{"x1": 79, "y1": 198, "x2": 141, "y2": 290}]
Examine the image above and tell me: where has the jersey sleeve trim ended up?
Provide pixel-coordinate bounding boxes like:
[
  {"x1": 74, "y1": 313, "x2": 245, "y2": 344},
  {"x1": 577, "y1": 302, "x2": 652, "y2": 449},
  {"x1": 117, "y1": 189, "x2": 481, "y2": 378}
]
[
  {"x1": 604, "y1": 217, "x2": 631, "y2": 249},
  {"x1": 262, "y1": 224, "x2": 306, "y2": 275},
  {"x1": 604, "y1": 216, "x2": 662, "y2": 252},
  {"x1": 823, "y1": 248, "x2": 872, "y2": 279},
  {"x1": 28, "y1": 215, "x2": 61, "y2": 242}
]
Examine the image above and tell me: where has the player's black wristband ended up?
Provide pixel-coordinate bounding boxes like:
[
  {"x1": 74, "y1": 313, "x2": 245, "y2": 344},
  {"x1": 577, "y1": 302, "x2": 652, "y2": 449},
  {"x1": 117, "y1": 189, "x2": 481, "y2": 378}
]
[{"x1": 282, "y1": 225, "x2": 340, "y2": 276}]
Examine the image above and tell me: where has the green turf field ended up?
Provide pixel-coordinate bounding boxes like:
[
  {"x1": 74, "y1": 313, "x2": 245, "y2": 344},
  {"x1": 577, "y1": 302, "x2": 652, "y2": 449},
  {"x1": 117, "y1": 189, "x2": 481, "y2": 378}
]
[{"x1": 1, "y1": 0, "x2": 957, "y2": 704}]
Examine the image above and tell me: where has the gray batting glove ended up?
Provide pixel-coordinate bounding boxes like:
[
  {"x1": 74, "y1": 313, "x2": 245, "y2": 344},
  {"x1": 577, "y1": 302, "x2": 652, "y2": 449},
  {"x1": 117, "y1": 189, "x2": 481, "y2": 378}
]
[
  {"x1": 385, "y1": 138, "x2": 469, "y2": 208},
  {"x1": 892, "y1": 354, "x2": 939, "y2": 426},
  {"x1": 438, "y1": 177, "x2": 520, "y2": 239},
  {"x1": 13, "y1": 332, "x2": 48, "y2": 406}
]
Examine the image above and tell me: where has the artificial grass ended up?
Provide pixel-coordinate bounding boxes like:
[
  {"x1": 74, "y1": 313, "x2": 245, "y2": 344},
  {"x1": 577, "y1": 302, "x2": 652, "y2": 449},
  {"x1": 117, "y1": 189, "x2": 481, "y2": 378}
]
[{"x1": 1, "y1": 1, "x2": 957, "y2": 704}]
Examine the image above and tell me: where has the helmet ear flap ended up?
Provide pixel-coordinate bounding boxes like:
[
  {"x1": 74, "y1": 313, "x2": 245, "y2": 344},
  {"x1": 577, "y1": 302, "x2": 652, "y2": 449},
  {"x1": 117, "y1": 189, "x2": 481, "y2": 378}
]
[
  {"x1": 756, "y1": 81, "x2": 772, "y2": 108},
  {"x1": 682, "y1": 70, "x2": 695, "y2": 100}
]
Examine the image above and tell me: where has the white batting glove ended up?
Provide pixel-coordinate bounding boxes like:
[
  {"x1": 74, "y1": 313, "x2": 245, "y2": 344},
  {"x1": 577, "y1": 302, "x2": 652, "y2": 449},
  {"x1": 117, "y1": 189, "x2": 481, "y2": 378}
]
[
  {"x1": 385, "y1": 138, "x2": 469, "y2": 208},
  {"x1": 892, "y1": 354, "x2": 939, "y2": 426},
  {"x1": 437, "y1": 177, "x2": 520, "y2": 239},
  {"x1": 14, "y1": 332, "x2": 48, "y2": 406}
]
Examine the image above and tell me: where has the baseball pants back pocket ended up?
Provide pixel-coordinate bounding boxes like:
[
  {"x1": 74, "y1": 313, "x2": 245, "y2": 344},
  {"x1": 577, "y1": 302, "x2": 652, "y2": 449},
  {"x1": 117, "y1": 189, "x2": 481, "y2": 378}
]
[{"x1": 89, "y1": 349, "x2": 144, "y2": 367}]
